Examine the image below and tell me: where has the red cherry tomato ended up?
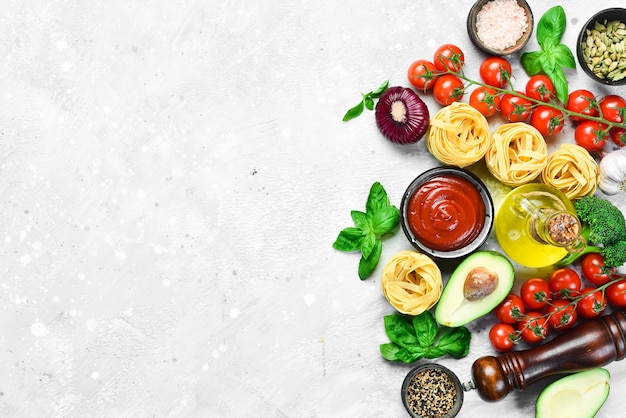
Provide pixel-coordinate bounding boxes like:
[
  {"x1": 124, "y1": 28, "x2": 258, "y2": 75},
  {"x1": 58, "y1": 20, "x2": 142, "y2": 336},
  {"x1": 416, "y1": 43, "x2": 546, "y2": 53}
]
[
  {"x1": 610, "y1": 127, "x2": 626, "y2": 147},
  {"x1": 581, "y1": 253, "x2": 611, "y2": 285},
  {"x1": 530, "y1": 105, "x2": 565, "y2": 136},
  {"x1": 407, "y1": 59, "x2": 439, "y2": 92},
  {"x1": 494, "y1": 294, "x2": 526, "y2": 324},
  {"x1": 576, "y1": 287, "x2": 607, "y2": 319},
  {"x1": 469, "y1": 86, "x2": 501, "y2": 117},
  {"x1": 521, "y1": 278, "x2": 551, "y2": 310},
  {"x1": 566, "y1": 89, "x2": 598, "y2": 122},
  {"x1": 574, "y1": 120, "x2": 608, "y2": 153},
  {"x1": 525, "y1": 75, "x2": 555, "y2": 102},
  {"x1": 546, "y1": 300, "x2": 577, "y2": 331},
  {"x1": 479, "y1": 56, "x2": 512, "y2": 88},
  {"x1": 549, "y1": 268, "x2": 582, "y2": 299},
  {"x1": 500, "y1": 92, "x2": 532, "y2": 122},
  {"x1": 489, "y1": 323, "x2": 518, "y2": 352},
  {"x1": 606, "y1": 278, "x2": 626, "y2": 308},
  {"x1": 433, "y1": 44, "x2": 465, "y2": 73},
  {"x1": 599, "y1": 95, "x2": 626, "y2": 124},
  {"x1": 432, "y1": 74, "x2": 464, "y2": 106},
  {"x1": 518, "y1": 311, "x2": 548, "y2": 344}
]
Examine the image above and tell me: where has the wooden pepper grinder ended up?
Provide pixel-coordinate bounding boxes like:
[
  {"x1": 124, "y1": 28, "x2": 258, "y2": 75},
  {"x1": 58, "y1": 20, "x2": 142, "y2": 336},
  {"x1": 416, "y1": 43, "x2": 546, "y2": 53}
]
[{"x1": 472, "y1": 310, "x2": 626, "y2": 401}]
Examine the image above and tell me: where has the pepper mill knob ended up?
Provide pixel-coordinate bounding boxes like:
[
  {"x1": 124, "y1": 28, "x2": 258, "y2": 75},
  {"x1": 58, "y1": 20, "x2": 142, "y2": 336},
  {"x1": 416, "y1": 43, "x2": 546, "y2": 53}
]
[{"x1": 471, "y1": 310, "x2": 626, "y2": 402}]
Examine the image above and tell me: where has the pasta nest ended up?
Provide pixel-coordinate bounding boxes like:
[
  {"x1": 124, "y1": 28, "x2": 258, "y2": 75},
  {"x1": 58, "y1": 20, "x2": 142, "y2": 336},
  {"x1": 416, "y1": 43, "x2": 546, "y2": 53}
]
[
  {"x1": 485, "y1": 122, "x2": 548, "y2": 187},
  {"x1": 540, "y1": 143, "x2": 598, "y2": 200},
  {"x1": 381, "y1": 250, "x2": 442, "y2": 315},
  {"x1": 426, "y1": 102, "x2": 491, "y2": 168}
]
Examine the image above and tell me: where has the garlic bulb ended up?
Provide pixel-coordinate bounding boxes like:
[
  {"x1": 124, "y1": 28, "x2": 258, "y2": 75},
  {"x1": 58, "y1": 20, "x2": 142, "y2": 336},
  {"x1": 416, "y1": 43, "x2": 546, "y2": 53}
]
[{"x1": 598, "y1": 149, "x2": 626, "y2": 195}]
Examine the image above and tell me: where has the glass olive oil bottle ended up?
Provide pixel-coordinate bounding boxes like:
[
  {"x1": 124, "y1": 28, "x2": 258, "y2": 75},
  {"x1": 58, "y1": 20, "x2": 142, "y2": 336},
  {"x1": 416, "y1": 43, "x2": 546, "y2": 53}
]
[{"x1": 495, "y1": 183, "x2": 582, "y2": 268}]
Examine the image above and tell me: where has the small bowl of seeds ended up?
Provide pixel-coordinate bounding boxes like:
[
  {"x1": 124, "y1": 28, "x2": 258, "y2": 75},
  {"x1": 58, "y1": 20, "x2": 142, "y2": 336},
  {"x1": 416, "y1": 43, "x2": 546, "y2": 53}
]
[
  {"x1": 577, "y1": 8, "x2": 626, "y2": 85},
  {"x1": 401, "y1": 363, "x2": 464, "y2": 418}
]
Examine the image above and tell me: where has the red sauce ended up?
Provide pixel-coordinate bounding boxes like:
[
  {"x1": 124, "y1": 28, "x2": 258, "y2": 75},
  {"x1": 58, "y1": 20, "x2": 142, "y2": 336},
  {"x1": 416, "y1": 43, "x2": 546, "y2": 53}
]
[{"x1": 407, "y1": 174, "x2": 485, "y2": 252}]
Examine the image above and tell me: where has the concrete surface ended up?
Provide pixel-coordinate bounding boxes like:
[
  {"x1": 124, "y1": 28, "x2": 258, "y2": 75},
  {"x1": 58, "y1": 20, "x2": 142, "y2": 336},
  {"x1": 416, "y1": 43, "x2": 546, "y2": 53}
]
[{"x1": 1, "y1": 0, "x2": 626, "y2": 417}]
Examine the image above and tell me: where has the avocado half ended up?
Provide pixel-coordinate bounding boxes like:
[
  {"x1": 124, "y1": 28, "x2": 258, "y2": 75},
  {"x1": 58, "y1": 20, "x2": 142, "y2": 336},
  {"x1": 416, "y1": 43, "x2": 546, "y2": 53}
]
[
  {"x1": 435, "y1": 251, "x2": 514, "y2": 327},
  {"x1": 535, "y1": 368, "x2": 610, "y2": 418}
]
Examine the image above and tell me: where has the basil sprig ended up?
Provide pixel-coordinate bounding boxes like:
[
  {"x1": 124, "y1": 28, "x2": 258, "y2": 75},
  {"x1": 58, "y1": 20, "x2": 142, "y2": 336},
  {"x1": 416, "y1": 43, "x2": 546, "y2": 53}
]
[
  {"x1": 380, "y1": 311, "x2": 471, "y2": 363},
  {"x1": 332, "y1": 181, "x2": 399, "y2": 280},
  {"x1": 521, "y1": 5, "x2": 576, "y2": 103},
  {"x1": 342, "y1": 80, "x2": 389, "y2": 122}
]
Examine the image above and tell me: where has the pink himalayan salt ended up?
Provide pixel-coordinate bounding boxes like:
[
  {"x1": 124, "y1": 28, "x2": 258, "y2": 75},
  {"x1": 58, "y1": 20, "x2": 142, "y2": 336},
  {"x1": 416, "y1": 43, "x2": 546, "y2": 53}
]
[{"x1": 476, "y1": 0, "x2": 528, "y2": 51}]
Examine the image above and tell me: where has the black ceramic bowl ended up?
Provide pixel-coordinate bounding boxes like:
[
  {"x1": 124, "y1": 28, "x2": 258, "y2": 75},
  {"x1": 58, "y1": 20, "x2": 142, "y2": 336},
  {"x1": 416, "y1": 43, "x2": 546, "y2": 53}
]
[
  {"x1": 577, "y1": 8, "x2": 626, "y2": 85},
  {"x1": 400, "y1": 166, "x2": 494, "y2": 260},
  {"x1": 401, "y1": 363, "x2": 464, "y2": 418},
  {"x1": 467, "y1": 0, "x2": 534, "y2": 56}
]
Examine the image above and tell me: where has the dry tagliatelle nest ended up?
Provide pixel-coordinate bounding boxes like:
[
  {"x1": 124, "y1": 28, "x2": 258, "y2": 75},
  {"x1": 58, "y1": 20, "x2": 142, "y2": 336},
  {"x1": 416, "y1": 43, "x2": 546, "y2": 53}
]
[
  {"x1": 540, "y1": 143, "x2": 599, "y2": 200},
  {"x1": 381, "y1": 250, "x2": 442, "y2": 315},
  {"x1": 426, "y1": 102, "x2": 491, "y2": 168},
  {"x1": 485, "y1": 122, "x2": 548, "y2": 186}
]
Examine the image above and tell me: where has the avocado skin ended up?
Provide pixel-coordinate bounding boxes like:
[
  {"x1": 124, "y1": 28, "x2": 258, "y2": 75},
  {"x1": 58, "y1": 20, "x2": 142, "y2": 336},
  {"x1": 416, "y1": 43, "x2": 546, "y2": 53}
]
[
  {"x1": 535, "y1": 368, "x2": 610, "y2": 418},
  {"x1": 435, "y1": 250, "x2": 514, "y2": 327}
]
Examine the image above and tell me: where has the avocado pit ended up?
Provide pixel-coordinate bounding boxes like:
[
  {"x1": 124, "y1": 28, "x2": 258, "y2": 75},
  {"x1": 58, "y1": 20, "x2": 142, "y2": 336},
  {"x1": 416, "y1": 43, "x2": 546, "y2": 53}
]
[{"x1": 463, "y1": 267, "x2": 499, "y2": 301}]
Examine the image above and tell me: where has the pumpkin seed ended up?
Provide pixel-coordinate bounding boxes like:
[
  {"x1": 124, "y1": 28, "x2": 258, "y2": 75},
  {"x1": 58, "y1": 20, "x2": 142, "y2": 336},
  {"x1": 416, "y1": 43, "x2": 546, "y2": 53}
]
[{"x1": 582, "y1": 18, "x2": 626, "y2": 81}]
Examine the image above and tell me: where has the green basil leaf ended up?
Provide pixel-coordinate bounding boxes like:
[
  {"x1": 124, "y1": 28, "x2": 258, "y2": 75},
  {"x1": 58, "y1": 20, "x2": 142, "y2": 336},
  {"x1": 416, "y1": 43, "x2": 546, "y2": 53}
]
[
  {"x1": 342, "y1": 100, "x2": 365, "y2": 122},
  {"x1": 350, "y1": 210, "x2": 370, "y2": 230},
  {"x1": 358, "y1": 239, "x2": 382, "y2": 280},
  {"x1": 549, "y1": 65, "x2": 569, "y2": 104},
  {"x1": 412, "y1": 311, "x2": 438, "y2": 348},
  {"x1": 537, "y1": 5, "x2": 566, "y2": 50},
  {"x1": 423, "y1": 346, "x2": 447, "y2": 359},
  {"x1": 379, "y1": 342, "x2": 402, "y2": 361},
  {"x1": 394, "y1": 347, "x2": 424, "y2": 363},
  {"x1": 553, "y1": 43, "x2": 576, "y2": 69},
  {"x1": 364, "y1": 96, "x2": 375, "y2": 111},
  {"x1": 540, "y1": 52, "x2": 557, "y2": 73},
  {"x1": 366, "y1": 182, "x2": 391, "y2": 214},
  {"x1": 521, "y1": 50, "x2": 545, "y2": 76},
  {"x1": 383, "y1": 314, "x2": 419, "y2": 347},
  {"x1": 436, "y1": 326, "x2": 472, "y2": 359},
  {"x1": 360, "y1": 231, "x2": 377, "y2": 259},
  {"x1": 370, "y1": 80, "x2": 389, "y2": 99},
  {"x1": 371, "y1": 206, "x2": 400, "y2": 236},
  {"x1": 332, "y1": 227, "x2": 364, "y2": 252}
]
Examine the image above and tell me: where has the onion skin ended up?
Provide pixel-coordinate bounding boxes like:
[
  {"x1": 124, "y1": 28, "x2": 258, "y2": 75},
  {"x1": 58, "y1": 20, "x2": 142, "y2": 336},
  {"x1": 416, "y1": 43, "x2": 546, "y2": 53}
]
[{"x1": 375, "y1": 86, "x2": 430, "y2": 144}]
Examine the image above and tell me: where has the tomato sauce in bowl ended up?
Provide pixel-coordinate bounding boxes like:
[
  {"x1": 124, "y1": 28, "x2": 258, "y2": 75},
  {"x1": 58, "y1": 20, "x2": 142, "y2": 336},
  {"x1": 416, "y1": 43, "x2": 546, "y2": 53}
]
[{"x1": 401, "y1": 167, "x2": 494, "y2": 258}]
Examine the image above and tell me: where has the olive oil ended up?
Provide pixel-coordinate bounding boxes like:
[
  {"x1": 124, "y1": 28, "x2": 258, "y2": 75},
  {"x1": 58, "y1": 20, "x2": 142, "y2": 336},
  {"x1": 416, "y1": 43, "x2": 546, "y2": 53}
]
[{"x1": 495, "y1": 183, "x2": 578, "y2": 268}]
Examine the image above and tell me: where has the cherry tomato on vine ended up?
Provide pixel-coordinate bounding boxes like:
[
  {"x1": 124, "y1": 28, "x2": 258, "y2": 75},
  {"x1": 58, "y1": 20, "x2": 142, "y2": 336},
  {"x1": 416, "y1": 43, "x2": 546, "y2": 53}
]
[
  {"x1": 566, "y1": 89, "x2": 598, "y2": 122},
  {"x1": 479, "y1": 56, "x2": 512, "y2": 88},
  {"x1": 432, "y1": 74, "x2": 464, "y2": 106},
  {"x1": 494, "y1": 294, "x2": 526, "y2": 324},
  {"x1": 469, "y1": 86, "x2": 501, "y2": 117},
  {"x1": 599, "y1": 94, "x2": 626, "y2": 124},
  {"x1": 407, "y1": 59, "x2": 439, "y2": 92},
  {"x1": 610, "y1": 127, "x2": 626, "y2": 147},
  {"x1": 530, "y1": 105, "x2": 565, "y2": 136},
  {"x1": 521, "y1": 278, "x2": 551, "y2": 310},
  {"x1": 433, "y1": 44, "x2": 465, "y2": 73},
  {"x1": 525, "y1": 75, "x2": 555, "y2": 102},
  {"x1": 574, "y1": 120, "x2": 608, "y2": 152},
  {"x1": 576, "y1": 287, "x2": 607, "y2": 319},
  {"x1": 549, "y1": 268, "x2": 581, "y2": 299},
  {"x1": 606, "y1": 278, "x2": 626, "y2": 308},
  {"x1": 500, "y1": 92, "x2": 532, "y2": 122},
  {"x1": 489, "y1": 323, "x2": 518, "y2": 352},
  {"x1": 517, "y1": 312, "x2": 548, "y2": 344},
  {"x1": 581, "y1": 253, "x2": 611, "y2": 285},
  {"x1": 546, "y1": 300, "x2": 577, "y2": 331}
]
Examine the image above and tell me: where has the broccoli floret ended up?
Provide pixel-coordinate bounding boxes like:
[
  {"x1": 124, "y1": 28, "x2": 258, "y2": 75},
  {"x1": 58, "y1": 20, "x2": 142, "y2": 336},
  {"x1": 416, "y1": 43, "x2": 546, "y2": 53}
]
[
  {"x1": 556, "y1": 196, "x2": 626, "y2": 268},
  {"x1": 573, "y1": 195, "x2": 626, "y2": 245},
  {"x1": 601, "y1": 240, "x2": 626, "y2": 268}
]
